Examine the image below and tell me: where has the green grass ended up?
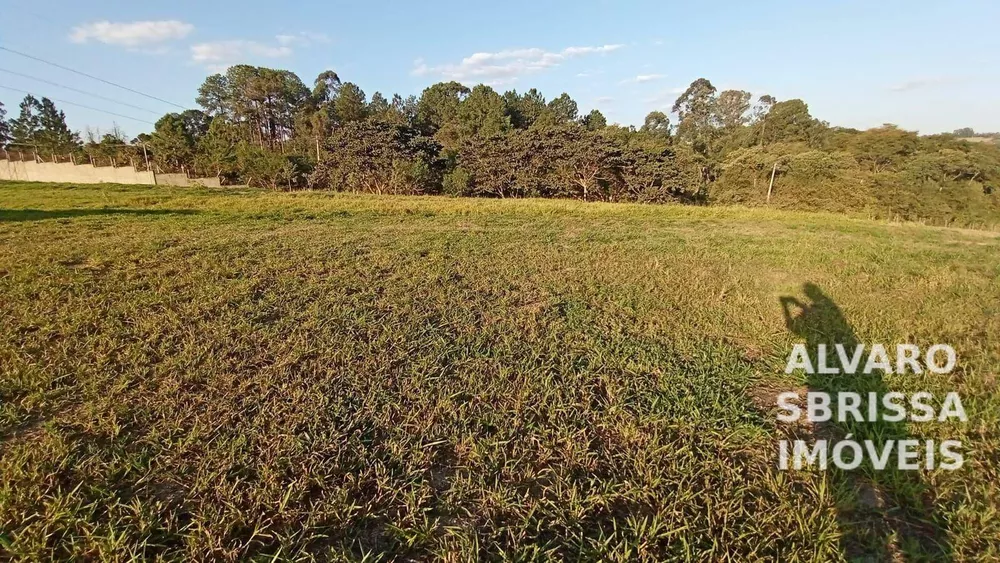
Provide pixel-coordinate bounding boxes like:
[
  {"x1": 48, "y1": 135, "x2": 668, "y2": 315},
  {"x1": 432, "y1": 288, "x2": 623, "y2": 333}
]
[{"x1": 0, "y1": 180, "x2": 998, "y2": 560}]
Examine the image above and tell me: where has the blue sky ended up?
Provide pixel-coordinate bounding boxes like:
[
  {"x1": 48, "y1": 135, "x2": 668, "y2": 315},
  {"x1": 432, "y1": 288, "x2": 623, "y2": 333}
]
[{"x1": 1, "y1": 0, "x2": 998, "y2": 138}]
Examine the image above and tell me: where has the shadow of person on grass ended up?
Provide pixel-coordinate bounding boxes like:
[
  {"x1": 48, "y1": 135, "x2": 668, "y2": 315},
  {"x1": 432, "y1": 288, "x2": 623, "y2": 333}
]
[
  {"x1": 0, "y1": 209, "x2": 197, "y2": 222},
  {"x1": 780, "y1": 283, "x2": 952, "y2": 561}
]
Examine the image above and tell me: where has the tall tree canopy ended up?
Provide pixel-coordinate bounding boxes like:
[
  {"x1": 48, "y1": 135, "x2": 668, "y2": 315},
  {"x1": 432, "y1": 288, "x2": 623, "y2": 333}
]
[
  {"x1": 641, "y1": 111, "x2": 671, "y2": 141},
  {"x1": 672, "y1": 78, "x2": 718, "y2": 155},
  {"x1": 541, "y1": 93, "x2": 579, "y2": 127},
  {"x1": 582, "y1": 109, "x2": 607, "y2": 131},
  {"x1": 148, "y1": 111, "x2": 212, "y2": 170},
  {"x1": 196, "y1": 65, "x2": 309, "y2": 149},
  {"x1": 10, "y1": 95, "x2": 41, "y2": 148},
  {"x1": 502, "y1": 88, "x2": 547, "y2": 129},
  {"x1": 456, "y1": 85, "x2": 510, "y2": 140},
  {"x1": 8, "y1": 95, "x2": 80, "y2": 154},
  {"x1": 333, "y1": 83, "x2": 368, "y2": 124},
  {"x1": 714, "y1": 90, "x2": 751, "y2": 131},
  {"x1": 36, "y1": 98, "x2": 80, "y2": 154},
  {"x1": 312, "y1": 70, "x2": 342, "y2": 103},
  {"x1": 760, "y1": 99, "x2": 824, "y2": 147},
  {"x1": 416, "y1": 81, "x2": 470, "y2": 135}
]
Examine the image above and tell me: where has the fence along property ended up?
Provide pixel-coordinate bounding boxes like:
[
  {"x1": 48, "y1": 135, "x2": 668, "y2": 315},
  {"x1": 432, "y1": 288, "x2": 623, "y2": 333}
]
[{"x1": 0, "y1": 148, "x2": 222, "y2": 188}]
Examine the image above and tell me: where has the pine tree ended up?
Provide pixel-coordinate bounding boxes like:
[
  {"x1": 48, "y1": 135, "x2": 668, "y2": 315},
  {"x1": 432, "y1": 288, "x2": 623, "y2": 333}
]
[
  {"x1": 10, "y1": 95, "x2": 42, "y2": 150},
  {"x1": 36, "y1": 97, "x2": 80, "y2": 154},
  {"x1": 0, "y1": 101, "x2": 10, "y2": 148}
]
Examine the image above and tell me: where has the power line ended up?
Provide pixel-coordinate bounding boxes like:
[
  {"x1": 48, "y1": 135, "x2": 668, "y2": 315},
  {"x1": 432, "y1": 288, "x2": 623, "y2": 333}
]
[
  {"x1": 0, "y1": 5, "x2": 66, "y2": 28},
  {"x1": 0, "y1": 67, "x2": 161, "y2": 115},
  {"x1": 0, "y1": 45, "x2": 188, "y2": 110},
  {"x1": 0, "y1": 84, "x2": 155, "y2": 125}
]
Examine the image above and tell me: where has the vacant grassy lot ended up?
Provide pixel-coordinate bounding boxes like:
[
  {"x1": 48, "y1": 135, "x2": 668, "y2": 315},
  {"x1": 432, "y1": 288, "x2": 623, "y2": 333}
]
[{"x1": 1, "y1": 181, "x2": 998, "y2": 560}]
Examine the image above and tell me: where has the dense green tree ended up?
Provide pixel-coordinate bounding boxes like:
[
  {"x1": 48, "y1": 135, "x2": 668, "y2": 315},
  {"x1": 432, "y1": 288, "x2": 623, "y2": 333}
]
[
  {"x1": 196, "y1": 119, "x2": 239, "y2": 181},
  {"x1": 847, "y1": 124, "x2": 920, "y2": 173},
  {"x1": 457, "y1": 131, "x2": 532, "y2": 198},
  {"x1": 762, "y1": 99, "x2": 824, "y2": 147},
  {"x1": 312, "y1": 70, "x2": 342, "y2": 103},
  {"x1": 455, "y1": 125, "x2": 701, "y2": 203},
  {"x1": 293, "y1": 70, "x2": 343, "y2": 151},
  {"x1": 236, "y1": 141, "x2": 308, "y2": 190},
  {"x1": 10, "y1": 95, "x2": 42, "y2": 149},
  {"x1": 149, "y1": 113, "x2": 191, "y2": 171},
  {"x1": 36, "y1": 98, "x2": 81, "y2": 154},
  {"x1": 196, "y1": 65, "x2": 309, "y2": 149},
  {"x1": 416, "y1": 81, "x2": 469, "y2": 134},
  {"x1": 545, "y1": 126, "x2": 622, "y2": 200},
  {"x1": 711, "y1": 90, "x2": 752, "y2": 154},
  {"x1": 334, "y1": 82, "x2": 368, "y2": 123},
  {"x1": 750, "y1": 95, "x2": 776, "y2": 146},
  {"x1": 672, "y1": 78, "x2": 718, "y2": 155},
  {"x1": 714, "y1": 90, "x2": 751, "y2": 130},
  {"x1": 502, "y1": 88, "x2": 546, "y2": 129},
  {"x1": 367, "y1": 92, "x2": 391, "y2": 121},
  {"x1": 195, "y1": 74, "x2": 230, "y2": 118},
  {"x1": 620, "y1": 144, "x2": 704, "y2": 203},
  {"x1": 390, "y1": 94, "x2": 418, "y2": 127},
  {"x1": 582, "y1": 109, "x2": 607, "y2": 131},
  {"x1": 9, "y1": 96, "x2": 79, "y2": 154},
  {"x1": 457, "y1": 85, "x2": 510, "y2": 140},
  {"x1": 0, "y1": 101, "x2": 10, "y2": 148},
  {"x1": 145, "y1": 111, "x2": 210, "y2": 170},
  {"x1": 178, "y1": 110, "x2": 212, "y2": 140},
  {"x1": 601, "y1": 124, "x2": 639, "y2": 148},
  {"x1": 640, "y1": 111, "x2": 671, "y2": 141},
  {"x1": 538, "y1": 93, "x2": 579, "y2": 127},
  {"x1": 310, "y1": 120, "x2": 442, "y2": 194},
  {"x1": 501, "y1": 90, "x2": 523, "y2": 129}
]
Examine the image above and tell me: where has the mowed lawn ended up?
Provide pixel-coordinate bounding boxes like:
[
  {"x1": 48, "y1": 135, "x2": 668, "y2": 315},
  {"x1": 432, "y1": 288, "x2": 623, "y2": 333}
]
[{"x1": 0, "y1": 181, "x2": 998, "y2": 561}]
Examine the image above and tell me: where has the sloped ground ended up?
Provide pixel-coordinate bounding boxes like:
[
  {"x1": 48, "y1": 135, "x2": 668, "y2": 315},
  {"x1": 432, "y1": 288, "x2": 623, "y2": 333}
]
[{"x1": 1, "y1": 181, "x2": 997, "y2": 560}]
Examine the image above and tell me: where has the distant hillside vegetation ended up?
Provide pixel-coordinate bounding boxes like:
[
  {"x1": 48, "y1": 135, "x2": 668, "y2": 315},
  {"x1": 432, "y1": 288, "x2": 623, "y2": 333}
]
[
  {"x1": 4, "y1": 72, "x2": 999, "y2": 227},
  {"x1": 711, "y1": 127, "x2": 1000, "y2": 227}
]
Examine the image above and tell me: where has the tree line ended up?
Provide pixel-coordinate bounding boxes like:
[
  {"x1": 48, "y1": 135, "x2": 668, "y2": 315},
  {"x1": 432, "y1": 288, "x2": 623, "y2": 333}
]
[{"x1": 1, "y1": 66, "x2": 999, "y2": 226}]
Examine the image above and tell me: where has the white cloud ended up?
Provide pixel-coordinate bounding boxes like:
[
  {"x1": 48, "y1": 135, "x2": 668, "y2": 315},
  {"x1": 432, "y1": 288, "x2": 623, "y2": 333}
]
[
  {"x1": 190, "y1": 40, "x2": 293, "y2": 70},
  {"x1": 622, "y1": 73, "x2": 665, "y2": 84},
  {"x1": 275, "y1": 31, "x2": 331, "y2": 46},
  {"x1": 413, "y1": 44, "x2": 623, "y2": 85},
  {"x1": 561, "y1": 45, "x2": 622, "y2": 56},
  {"x1": 595, "y1": 96, "x2": 615, "y2": 104},
  {"x1": 888, "y1": 77, "x2": 953, "y2": 92},
  {"x1": 69, "y1": 20, "x2": 193, "y2": 47}
]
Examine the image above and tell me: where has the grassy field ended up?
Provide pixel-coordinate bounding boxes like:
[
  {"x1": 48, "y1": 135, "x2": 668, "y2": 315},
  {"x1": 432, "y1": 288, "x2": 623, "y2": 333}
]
[{"x1": 0, "y1": 180, "x2": 998, "y2": 561}]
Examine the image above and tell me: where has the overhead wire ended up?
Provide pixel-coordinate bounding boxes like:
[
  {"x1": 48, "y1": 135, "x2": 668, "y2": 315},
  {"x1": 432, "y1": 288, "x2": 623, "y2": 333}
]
[
  {"x1": 0, "y1": 45, "x2": 188, "y2": 110},
  {"x1": 0, "y1": 84, "x2": 156, "y2": 125},
  {"x1": 0, "y1": 67, "x2": 162, "y2": 115}
]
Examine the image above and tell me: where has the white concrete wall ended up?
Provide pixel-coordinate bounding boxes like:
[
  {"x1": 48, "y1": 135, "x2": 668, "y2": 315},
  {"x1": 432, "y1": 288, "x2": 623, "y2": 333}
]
[
  {"x1": 0, "y1": 159, "x2": 222, "y2": 187},
  {"x1": 0, "y1": 159, "x2": 155, "y2": 185}
]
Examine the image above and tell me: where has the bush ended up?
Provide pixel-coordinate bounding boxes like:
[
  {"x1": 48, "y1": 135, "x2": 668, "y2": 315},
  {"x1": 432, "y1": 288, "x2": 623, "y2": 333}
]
[
  {"x1": 236, "y1": 143, "x2": 310, "y2": 190},
  {"x1": 454, "y1": 126, "x2": 702, "y2": 203},
  {"x1": 442, "y1": 166, "x2": 472, "y2": 197},
  {"x1": 309, "y1": 121, "x2": 443, "y2": 194}
]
